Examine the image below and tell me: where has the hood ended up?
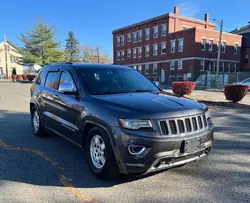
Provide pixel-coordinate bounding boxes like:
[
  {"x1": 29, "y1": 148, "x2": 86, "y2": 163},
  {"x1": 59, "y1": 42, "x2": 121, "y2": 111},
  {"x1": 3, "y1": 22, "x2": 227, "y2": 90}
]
[{"x1": 91, "y1": 92, "x2": 206, "y2": 118}]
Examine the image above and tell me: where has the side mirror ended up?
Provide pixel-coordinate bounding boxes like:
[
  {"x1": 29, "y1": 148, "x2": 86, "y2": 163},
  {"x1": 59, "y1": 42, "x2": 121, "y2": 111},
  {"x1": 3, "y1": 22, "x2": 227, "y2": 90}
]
[
  {"x1": 58, "y1": 83, "x2": 77, "y2": 95},
  {"x1": 153, "y1": 81, "x2": 160, "y2": 87}
]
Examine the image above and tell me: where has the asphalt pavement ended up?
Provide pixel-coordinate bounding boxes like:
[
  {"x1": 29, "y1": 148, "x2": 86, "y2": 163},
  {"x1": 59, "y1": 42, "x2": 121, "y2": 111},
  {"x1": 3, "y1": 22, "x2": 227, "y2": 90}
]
[{"x1": 0, "y1": 82, "x2": 249, "y2": 203}]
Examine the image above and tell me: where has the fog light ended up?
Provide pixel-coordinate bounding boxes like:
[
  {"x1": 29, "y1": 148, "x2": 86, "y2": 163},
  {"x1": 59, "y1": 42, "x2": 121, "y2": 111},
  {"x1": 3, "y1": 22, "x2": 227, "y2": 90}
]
[{"x1": 128, "y1": 145, "x2": 145, "y2": 155}]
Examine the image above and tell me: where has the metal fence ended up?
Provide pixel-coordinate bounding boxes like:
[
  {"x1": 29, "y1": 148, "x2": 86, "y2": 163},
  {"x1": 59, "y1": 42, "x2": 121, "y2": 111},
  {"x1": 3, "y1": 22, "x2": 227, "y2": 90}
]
[{"x1": 195, "y1": 72, "x2": 250, "y2": 90}]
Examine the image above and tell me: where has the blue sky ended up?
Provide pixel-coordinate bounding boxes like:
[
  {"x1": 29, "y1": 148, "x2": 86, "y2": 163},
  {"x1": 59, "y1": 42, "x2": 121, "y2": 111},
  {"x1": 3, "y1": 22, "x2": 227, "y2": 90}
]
[{"x1": 0, "y1": 0, "x2": 249, "y2": 57}]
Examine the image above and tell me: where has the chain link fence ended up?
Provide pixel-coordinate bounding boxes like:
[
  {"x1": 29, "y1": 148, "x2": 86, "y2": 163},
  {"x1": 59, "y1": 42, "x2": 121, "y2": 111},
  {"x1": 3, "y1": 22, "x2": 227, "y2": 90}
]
[{"x1": 195, "y1": 72, "x2": 250, "y2": 90}]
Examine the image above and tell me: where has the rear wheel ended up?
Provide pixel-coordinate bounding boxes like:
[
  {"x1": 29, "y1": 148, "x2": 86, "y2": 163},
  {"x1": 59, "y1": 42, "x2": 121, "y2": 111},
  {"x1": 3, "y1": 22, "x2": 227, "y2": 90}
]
[
  {"x1": 31, "y1": 106, "x2": 49, "y2": 137},
  {"x1": 86, "y1": 126, "x2": 119, "y2": 180}
]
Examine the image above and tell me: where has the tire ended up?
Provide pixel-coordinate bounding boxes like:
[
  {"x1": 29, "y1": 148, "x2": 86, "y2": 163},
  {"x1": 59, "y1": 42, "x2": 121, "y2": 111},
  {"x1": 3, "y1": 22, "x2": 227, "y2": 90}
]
[
  {"x1": 31, "y1": 106, "x2": 49, "y2": 137},
  {"x1": 86, "y1": 126, "x2": 119, "y2": 180}
]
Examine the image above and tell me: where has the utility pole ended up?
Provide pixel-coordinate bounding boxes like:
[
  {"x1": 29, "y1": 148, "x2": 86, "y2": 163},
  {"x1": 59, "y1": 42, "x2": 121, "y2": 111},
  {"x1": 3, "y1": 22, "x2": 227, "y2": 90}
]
[
  {"x1": 213, "y1": 19, "x2": 223, "y2": 86},
  {"x1": 3, "y1": 35, "x2": 8, "y2": 79},
  {"x1": 96, "y1": 45, "x2": 100, "y2": 63}
]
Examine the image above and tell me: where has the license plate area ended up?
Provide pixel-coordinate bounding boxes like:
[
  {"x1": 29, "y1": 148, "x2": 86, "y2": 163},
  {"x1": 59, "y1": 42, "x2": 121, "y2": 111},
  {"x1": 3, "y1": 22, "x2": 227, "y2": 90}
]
[{"x1": 184, "y1": 138, "x2": 201, "y2": 154}]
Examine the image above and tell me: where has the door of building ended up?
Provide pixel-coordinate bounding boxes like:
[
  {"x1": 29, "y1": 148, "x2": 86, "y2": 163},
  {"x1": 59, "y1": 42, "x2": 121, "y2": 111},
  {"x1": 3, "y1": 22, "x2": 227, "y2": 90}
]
[{"x1": 161, "y1": 69, "x2": 166, "y2": 83}]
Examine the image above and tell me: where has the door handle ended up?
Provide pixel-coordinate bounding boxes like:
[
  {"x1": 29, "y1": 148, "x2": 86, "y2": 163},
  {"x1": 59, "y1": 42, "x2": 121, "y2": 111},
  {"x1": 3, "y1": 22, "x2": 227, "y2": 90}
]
[{"x1": 53, "y1": 95, "x2": 59, "y2": 99}]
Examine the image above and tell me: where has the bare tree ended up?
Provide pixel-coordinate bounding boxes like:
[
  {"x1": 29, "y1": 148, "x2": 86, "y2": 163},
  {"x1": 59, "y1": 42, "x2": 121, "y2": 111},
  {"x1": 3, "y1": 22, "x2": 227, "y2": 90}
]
[{"x1": 81, "y1": 45, "x2": 112, "y2": 64}]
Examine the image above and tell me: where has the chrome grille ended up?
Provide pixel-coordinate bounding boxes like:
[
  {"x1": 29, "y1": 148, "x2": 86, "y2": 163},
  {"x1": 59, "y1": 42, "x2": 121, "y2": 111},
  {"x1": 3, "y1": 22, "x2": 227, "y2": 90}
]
[{"x1": 159, "y1": 114, "x2": 208, "y2": 136}]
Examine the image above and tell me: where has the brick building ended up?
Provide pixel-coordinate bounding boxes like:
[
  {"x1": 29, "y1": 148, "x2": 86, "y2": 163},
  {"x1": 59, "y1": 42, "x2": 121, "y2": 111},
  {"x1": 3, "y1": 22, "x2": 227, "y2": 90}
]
[
  {"x1": 112, "y1": 7, "x2": 242, "y2": 83},
  {"x1": 231, "y1": 23, "x2": 250, "y2": 72}
]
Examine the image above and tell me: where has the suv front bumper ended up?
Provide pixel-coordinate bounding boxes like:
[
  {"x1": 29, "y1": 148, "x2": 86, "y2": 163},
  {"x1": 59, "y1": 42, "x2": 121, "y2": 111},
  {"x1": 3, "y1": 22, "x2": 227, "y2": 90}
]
[{"x1": 112, "y1": 124, "x2": 214, "y2": 175}]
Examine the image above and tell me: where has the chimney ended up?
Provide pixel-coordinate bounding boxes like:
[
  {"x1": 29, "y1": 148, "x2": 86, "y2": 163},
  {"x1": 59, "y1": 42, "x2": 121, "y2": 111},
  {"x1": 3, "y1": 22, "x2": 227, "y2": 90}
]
[
  {"x1": 205, "y1": 13, "x2": 210, "y2": 22},
  {"x1": 174, "y1": 6, "x2": 180, "y2": 16}
]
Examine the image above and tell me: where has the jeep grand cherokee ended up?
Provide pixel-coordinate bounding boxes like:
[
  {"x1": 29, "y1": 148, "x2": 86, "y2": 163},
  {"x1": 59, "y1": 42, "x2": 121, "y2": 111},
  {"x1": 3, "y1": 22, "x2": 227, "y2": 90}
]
[{"x1": 30, "y1": 63, "x2": 214, "y2": 179}]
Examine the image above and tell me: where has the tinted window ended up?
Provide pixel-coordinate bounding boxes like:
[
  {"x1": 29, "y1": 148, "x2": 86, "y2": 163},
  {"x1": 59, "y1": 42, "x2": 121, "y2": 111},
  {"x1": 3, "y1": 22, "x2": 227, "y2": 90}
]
[
  {"x1": 59, "y1": 72, "x2": 76, "y2": 91},
  {"x1": 243, "y1": 79, "x2": 250, "y2": 83},
  {"x1": 45, "y1": 72, "x2": 60, "y2": 89},
  {"x1": 36, "y1": 69, "x2": 47, "y2": 86},
  {"x1": 77, "y1": 67, "x2": 159, "y2": 95}
]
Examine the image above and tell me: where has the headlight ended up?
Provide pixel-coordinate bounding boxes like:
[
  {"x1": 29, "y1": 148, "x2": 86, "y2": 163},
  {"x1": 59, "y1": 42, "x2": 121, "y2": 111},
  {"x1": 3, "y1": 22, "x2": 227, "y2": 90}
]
[
  {"x1": 119, "y1": 119, "x2": 152, "y2": 130},
  {"x1": 205, "y1": 110, "x2": 211, "y2": 119}
]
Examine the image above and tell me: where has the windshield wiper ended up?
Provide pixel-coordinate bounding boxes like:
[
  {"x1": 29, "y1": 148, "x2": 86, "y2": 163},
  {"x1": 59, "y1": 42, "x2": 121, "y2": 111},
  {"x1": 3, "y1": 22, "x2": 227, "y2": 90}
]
[{"x1": 133, "y1": 89, "x2": 154, "y2": 93}]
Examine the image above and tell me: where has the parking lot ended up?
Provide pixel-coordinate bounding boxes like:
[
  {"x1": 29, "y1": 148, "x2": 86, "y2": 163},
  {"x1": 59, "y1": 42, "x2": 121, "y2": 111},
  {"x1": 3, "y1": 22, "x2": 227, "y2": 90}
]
[{"x1": 0, "y1": 82, "x2": 249, "y2": 203}]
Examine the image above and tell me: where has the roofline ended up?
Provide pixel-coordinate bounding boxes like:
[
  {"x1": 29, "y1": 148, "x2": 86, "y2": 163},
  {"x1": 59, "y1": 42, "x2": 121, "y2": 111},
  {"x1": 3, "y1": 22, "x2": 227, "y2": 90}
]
[
  {"x1": 112, "y1": 13, "x2": 216, "y2": 34},
  {"x1": 231, "y1": 24, "x2": 250, "y2": 34},
  {"x1": 0, "y1": 40, "x2": 22, "y2": 53}
]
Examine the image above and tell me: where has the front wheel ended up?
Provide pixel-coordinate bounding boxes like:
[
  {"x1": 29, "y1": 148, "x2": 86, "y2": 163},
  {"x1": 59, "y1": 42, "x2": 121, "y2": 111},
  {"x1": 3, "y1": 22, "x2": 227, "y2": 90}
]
[
  {"x1": 86, "y1": 127, "x2": 119, "y2": 180},
  {"x1": 31, "y1": 106, "x2": 48, "y2": 137}
]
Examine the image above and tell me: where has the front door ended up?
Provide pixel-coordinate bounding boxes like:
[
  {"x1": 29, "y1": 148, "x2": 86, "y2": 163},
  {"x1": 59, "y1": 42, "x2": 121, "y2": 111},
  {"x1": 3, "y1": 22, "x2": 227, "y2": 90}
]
[{"x1": 161, "y1": 69, "x2": 165, "y2": 83}]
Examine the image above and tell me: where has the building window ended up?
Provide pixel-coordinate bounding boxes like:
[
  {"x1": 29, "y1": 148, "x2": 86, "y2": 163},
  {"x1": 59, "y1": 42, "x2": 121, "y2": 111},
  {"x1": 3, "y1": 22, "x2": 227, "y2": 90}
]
[
  {"x1": 133, "y1": 32, "x2": 137, "y2": 43},
  {"x1": 10, "y1": 55, "x2": 15, "y2": 63},
  {"x1": 153, "y1": 26, "x2": 158, "y2": 38},
  {"x1": 138, "y1": 31, "x2": 142, "y2": 41},
  {"x1": 220, "y1": 62, "x2": 225, "y2": 72},
  {"x1": 161, "y1": 42, "x2": 166, "y2": 54},
  {"x1": 127, "y1": 49, "x2": 131, "y2": 57},
  {"x1": 145, "y1": 64, "x2": 149, "y2": 75},
  {"x1": 170, "y1": 61, "x2": 175, "y2": 70},
  {"x1": 153, "y1": 63, "x2": 158, "y2": 74},
  {"x1": 170, "y1": 40, "x2": 176, "y2": 53},
  {"x1": 121, "y1": 35, "x2": 125, "y2": 45},
  {"x1": 133, "y1": 48, "x2": 137, "y2": 58},
  {"x1": 201, "y1": 38, "x2": 206, "y2": 51},
  {"x1": 138, "y1": 47, "x2": 142, "y2": 58},
  {"x1": 133, "y1": 65, "x2": 137, "y2": 70},
  {"x1": 153, "y1": 44, "x2": 158, "y2": 56},
  {"x1": 178, "y1": 39, "x2": 184, "y2": 52},
  {"x1": 117, "y1": 51, "x2": 120, "y2": 61},
  {"x1": 209, "y1": 40, "x2": 213, "y2": 51},
  {"x1": 5, "y1": 45, "x2": 10, "y2": 52},
  {"x1": 178, "y1": 61, "x2": 183, "y2": 69},
  {"x1": 127, "y1": 33, "x2": 131, "y2": 42},
  {"x1": 234, "y1": 43, "x2": 238, "y2": 54},
  {"x1": 117, "y1": 37, "x2": 120, "y2": 46},
  {"x1": 145, "y1": 45, "x2": 150, "y2": 57},
  {"x1": 245, "y1": 53, "x2": 249, "y2": 63},
  {"x1": 145, "y1": 28, "x2": 150, "y2": 40},
  {"x1": 222, "y1": 42, "x2": 226, "y2": 53},
  {"x1": 227, "y1": 63, "x2": 230, "y2": 72},
  {"x1": 121, "y1": 50, "x2": 125, "y2": 60},
  {"x1": 138, "y1": 65, "x2": 142, "y2": 73},
  {"x1": 200, "y1": 60, "x2": 205, "y2": 71},
  {"x1": 233, "y1": 63, "x2": 237, "y2": 72},
  {"x1": 161, "y1": 24, "x2": 166, "y2": 36}
]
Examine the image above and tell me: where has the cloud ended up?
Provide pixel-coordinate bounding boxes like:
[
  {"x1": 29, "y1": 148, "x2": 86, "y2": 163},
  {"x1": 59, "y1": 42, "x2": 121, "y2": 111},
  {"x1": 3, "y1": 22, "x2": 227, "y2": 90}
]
[{"x1": 177, "y1": 1, "x2": 200, "y2": 18}]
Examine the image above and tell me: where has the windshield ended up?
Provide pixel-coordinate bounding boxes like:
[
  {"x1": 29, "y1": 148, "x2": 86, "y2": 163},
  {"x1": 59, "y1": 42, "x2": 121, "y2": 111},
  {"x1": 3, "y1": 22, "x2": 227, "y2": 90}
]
[{"x1": 77, "y1": 67, "x2": 159, "y2": 95}]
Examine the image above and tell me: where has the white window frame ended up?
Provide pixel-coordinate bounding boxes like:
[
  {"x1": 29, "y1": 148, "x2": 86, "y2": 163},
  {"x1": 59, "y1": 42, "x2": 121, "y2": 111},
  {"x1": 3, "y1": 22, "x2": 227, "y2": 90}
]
[
  {"x1": 133, "y1": 48, "x2": 137, "y2": 58},
  {"x1": 209, "y1": 40, "x2": 213, "y2": 51},
  {"x1": 221, "y1": 61, "x2": 225, "y2": 72},
  {"x1": 138, "y1": 65, "x2": 142, "y2": 73},
  {"x1": 121, "y1": 50, "x2": 125, "y2": 60},
  {"x1": 227, "y1": 63, "x2": 230, "y2": 72},
  {"x1": 178, "y1": 60, "x2": 183, "y2": 70},
  {"x1": 145, "y1": 64, "x2": 149, "y2": 75},
  {"x1": 170, "y1": 61, "x2": 175, "y2": 70},
  {"x1": 161, "y1": 24, "x2": 166, "y2": 36},
  {"x1": 170, "y1": 40, "x2": 176, "y2": 53},
  {"x1": 117, "y1": 51, "x2": 121, "y2": 61},
  {"x1": 133, "y1": 65, "x2": 137, "y2": 70},
  {"x1": 161, "y1": 42, "x2": 166, "y2": 54},
  {"x1": 133, "y1": 32, "x2": 137, "y2": 43},
  {"x1": 178, "y1": 38, "x2": 184, "y2": 52},
  {"x1": 138, "y1": 47, "x2": 142, "y2": 58},
  {"x1": 138, "y1": 30, "x2": 142, "y2": 42},
  {"x1": 234, "y1": 63, "x2": 237, "y2": 72},
  {"x1": 145, "y1": 28, "x2": 150, "y2": 40},
  {"x1": 127, "y1": 33, "x2": 131, "y2": 42},
  {"x1": 234, "y1": 43, "x2": 238, "y2": 55},
  {"x1": 121, "y1": 35, "x2": 125, "y2": 45},
  {"x1": 200, "y1": 60, "x2": 205, "y2": 71},
  {"x1": 127, "y1": 49, "x2": 131, "y2": 58},
  {"x1": 117, "y1": 37, "x2": 121, "y2": 47},
  {"x1": 201, "y1": 38, "x2": 206, "y2": 51},
  {"x1": 222, "y1": 42, "x2": 226, "y2": 53},
  {"x1": 145, "y1": 45, "x2": 150, "y2": 57},
  {"x1": 153, "y1": 26, "x2": 158, "y2": 38},
  {"x1": 153, "y1": 63, "x2": 158, "y2": 74},
  {"x1": 153, "y1": 44, "x2": 158, "y2": 56}
]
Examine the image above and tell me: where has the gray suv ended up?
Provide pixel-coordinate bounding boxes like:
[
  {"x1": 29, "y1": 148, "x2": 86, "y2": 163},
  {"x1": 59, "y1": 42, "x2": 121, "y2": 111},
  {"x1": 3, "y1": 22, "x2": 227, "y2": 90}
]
[{"x1": 30, "y1": 63, "x2": 214, "y2": 179}]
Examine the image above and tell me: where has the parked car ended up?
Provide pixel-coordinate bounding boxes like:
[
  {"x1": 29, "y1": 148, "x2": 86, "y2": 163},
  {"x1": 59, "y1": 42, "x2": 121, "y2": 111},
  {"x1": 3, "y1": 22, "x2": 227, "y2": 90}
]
[
  {"x1": 30, "y1": 63, "x2": 214, "y2": 179},
  {"x1": 233, "y1": 78, "x2": 250, "y2": 88}
]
